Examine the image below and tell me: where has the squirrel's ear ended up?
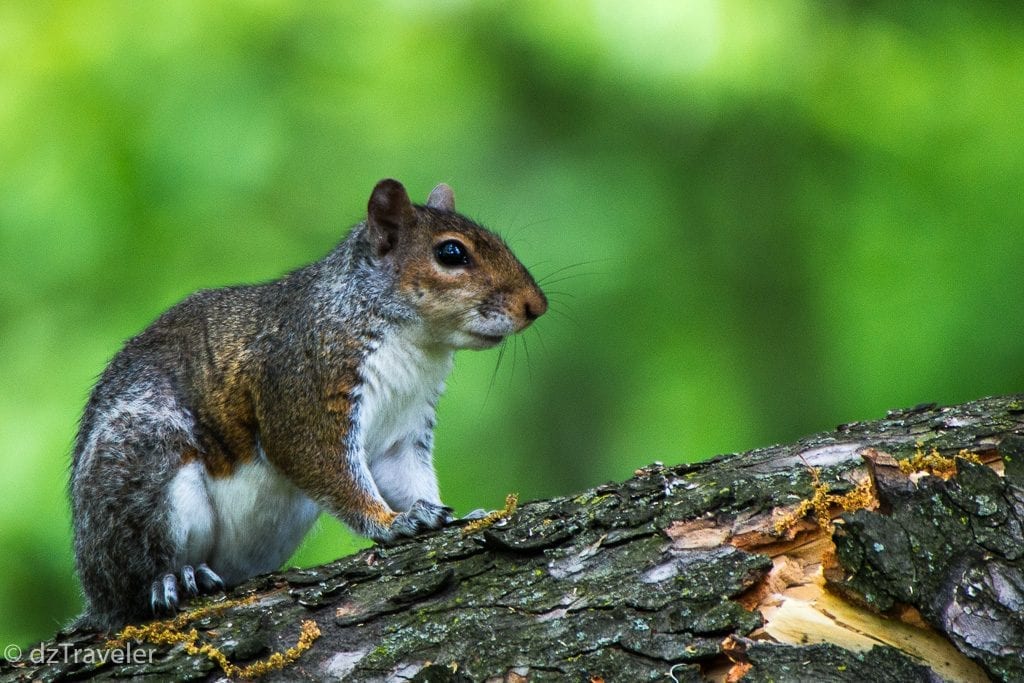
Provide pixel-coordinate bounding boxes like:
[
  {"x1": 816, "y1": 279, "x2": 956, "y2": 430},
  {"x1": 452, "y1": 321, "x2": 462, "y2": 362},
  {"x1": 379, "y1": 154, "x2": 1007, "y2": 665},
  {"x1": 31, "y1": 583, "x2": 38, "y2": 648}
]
[
  {"x1": 426, "y1": 183, "x2": 455, "y2": 212},
  {"x1": 367, "y1": 179, "x2": 414, "y2": 256}
]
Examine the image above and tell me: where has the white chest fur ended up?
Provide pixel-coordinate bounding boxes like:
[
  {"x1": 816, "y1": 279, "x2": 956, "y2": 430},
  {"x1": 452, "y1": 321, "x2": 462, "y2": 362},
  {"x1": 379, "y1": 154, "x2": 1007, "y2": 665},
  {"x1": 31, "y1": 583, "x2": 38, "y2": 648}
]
[{"x1": 357, "y1": 326, "x2": 453, "y2": 460}]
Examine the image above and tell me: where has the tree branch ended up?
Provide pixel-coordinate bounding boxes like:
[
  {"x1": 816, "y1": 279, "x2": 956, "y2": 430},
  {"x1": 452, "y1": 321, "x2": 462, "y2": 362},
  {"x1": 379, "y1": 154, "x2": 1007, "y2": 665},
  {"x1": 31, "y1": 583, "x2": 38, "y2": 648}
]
[{"x1": 5, "y1": 395, "x2": 1024, "y2": 682}]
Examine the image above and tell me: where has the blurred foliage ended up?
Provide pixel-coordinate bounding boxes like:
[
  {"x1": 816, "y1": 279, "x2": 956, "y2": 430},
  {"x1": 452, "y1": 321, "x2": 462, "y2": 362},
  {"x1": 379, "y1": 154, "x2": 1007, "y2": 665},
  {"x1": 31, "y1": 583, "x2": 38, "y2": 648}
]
[{"x1": 2, "y1": 0, "x2": 1023, "y2": 647}]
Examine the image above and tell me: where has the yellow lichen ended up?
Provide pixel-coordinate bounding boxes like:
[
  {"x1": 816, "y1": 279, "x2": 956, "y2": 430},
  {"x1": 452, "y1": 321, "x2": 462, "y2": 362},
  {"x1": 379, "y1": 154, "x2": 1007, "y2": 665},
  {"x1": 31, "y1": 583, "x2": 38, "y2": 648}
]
[
  {"x1": 231, "y1": 620, "x2": 320, "y2": 679},
  {"x1": 105, "y1": 595, "x2": 258, "y2": 650},
  {"x1": 773, "y1": 468, "x2": 875, "y2": 536},
  {"x1": 106, "y1": 595, "x2": 320, "y2": 679},
  {"x1": 899, "y1": 444, "x2": 982, "y2": 477},
  {"x1": 462, "y1": 493, "x2": 519, "y2": 535}
]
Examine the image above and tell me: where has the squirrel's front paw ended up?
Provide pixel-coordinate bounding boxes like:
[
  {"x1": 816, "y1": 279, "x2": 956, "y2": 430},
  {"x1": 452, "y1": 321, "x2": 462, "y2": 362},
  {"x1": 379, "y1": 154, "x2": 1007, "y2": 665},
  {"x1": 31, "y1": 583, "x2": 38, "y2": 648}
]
[
  {"x1": 150, "y1": 563, "x2": 225, "y2": 616},
  {"x1": 388, "y1": 500, "x2": 454, "y2": 539}
]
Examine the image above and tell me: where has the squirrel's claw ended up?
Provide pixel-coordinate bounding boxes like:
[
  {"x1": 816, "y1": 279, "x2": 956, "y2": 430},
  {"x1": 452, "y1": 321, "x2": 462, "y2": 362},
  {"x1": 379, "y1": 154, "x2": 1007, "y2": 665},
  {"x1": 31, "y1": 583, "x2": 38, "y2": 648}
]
[
  {"x1": 180, "y1": 565, "x2": 199, "y2": 597},
  {"x1": 195, "y1": 563, "x2": 225, "y2": 593},
  {"x1": 459, "y1": 508, "x2": 489, "y2": 522},
  {"x1": 149, "y1": 564, "x2": 225, "y2": 617},
  {"x1": 150, "y1": 574, "x2": 179, "y2": 616}
]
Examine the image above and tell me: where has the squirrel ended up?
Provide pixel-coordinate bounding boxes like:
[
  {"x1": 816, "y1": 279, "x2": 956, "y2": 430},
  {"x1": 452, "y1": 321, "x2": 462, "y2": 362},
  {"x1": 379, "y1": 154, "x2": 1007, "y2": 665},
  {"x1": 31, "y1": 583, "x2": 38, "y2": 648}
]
[{"x1": 69, "y1": 179, "x2": 547, "y2": 630}]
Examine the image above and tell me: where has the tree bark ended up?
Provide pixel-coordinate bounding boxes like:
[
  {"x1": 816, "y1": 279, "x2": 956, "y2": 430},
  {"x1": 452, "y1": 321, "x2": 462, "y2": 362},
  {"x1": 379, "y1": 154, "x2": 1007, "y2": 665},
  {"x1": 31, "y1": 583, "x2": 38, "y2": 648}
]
[{"x1": 5, "y1": 395, "x2": 1024, "y2": 682}]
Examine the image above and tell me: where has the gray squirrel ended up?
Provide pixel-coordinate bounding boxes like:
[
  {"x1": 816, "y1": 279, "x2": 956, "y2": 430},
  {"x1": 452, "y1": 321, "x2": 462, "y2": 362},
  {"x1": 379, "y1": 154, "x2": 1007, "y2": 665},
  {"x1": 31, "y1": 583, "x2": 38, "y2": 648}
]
[{"x1": 70, "y1": 179, "x2": 546, "y2": 629}]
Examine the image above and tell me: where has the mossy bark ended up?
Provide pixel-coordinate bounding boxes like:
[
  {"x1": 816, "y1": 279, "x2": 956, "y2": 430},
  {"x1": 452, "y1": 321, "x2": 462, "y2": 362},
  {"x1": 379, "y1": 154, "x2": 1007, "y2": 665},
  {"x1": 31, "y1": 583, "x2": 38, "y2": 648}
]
[{"x1": 5, "y1": 395, "x2": 1024, "y2": 682}]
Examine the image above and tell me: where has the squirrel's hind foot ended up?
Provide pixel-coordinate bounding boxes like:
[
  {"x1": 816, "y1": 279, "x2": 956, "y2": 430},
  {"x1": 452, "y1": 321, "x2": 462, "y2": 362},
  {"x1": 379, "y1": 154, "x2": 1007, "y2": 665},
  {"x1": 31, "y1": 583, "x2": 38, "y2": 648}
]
[{"x1": 150, "y1": 563, "x2": 225, "y2": 616}]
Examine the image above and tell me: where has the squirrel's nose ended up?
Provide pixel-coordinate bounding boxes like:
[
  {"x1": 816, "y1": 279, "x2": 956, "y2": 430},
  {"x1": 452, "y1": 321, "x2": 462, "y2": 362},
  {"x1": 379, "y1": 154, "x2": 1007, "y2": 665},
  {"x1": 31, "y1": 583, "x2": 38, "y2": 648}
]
[{"x1": 522, "y1": 289, "x2": 548, "y2": 324}]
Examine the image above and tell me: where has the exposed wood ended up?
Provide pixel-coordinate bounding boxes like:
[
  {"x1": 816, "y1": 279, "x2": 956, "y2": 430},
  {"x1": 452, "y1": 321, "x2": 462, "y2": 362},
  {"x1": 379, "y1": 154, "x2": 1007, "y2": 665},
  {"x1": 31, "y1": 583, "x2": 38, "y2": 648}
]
[{"x1": 4, "y1": 395, "x2": 1024, "y2": 682}]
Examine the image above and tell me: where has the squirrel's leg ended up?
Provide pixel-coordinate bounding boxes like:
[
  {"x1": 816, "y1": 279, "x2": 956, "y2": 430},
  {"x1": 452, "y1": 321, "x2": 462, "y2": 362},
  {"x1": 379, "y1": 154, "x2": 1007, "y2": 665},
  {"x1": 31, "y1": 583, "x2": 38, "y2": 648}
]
[
  {"x1": 316, "y1": 447, "x2": 453, "y2": 543},
  {"x1": 370, "y1": 439, "x2": 442, "y2": 511},
  {"x1": 368, "y1": 433, "x2": 455, "y2": 538},
  {"x1": 261, "y1": 436, "x2": 452, "y2": 543},
  {"x1": 150, "y1": 461, "x2": 226, "y2": 614},
  {"x1": 258, "y1": 385, "x2": 452, "y2": 544},
  {"x1": 371, "y1": 444, "x2": 488, "y2": 524},
  {"x1": 72, "y1": 394, "x2": 220, "y2": 628}
]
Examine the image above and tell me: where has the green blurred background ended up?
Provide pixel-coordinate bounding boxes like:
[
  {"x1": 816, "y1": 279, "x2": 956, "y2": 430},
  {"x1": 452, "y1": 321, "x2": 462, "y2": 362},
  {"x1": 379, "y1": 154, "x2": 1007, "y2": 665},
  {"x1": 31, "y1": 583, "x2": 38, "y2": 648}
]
[{"x1": 2, "y1": 0, "x2": 1023, "y2": 647}]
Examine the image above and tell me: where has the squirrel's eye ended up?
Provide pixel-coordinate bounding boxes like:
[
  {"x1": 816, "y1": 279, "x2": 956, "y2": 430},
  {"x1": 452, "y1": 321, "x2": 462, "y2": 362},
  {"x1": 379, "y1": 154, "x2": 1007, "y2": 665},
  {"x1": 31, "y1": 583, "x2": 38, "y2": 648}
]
[{"x1": 434, "y1": 239, "x2": 471, "y2": 267}]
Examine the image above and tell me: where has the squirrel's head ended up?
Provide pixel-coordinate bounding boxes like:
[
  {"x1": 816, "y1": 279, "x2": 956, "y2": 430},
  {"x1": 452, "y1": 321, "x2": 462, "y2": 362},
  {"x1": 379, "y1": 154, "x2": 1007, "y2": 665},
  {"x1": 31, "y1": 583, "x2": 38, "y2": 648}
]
[{"x1": 365, "y1": 178, "x2": 547, "y2": 350}]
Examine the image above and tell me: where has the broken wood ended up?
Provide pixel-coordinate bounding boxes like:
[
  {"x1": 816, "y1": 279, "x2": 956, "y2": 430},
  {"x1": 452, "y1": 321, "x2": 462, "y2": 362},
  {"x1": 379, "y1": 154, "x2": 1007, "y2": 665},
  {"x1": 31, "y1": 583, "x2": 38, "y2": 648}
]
[{"x1": 4, "y1": 395, "x2": 1024, "y2": 682}]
